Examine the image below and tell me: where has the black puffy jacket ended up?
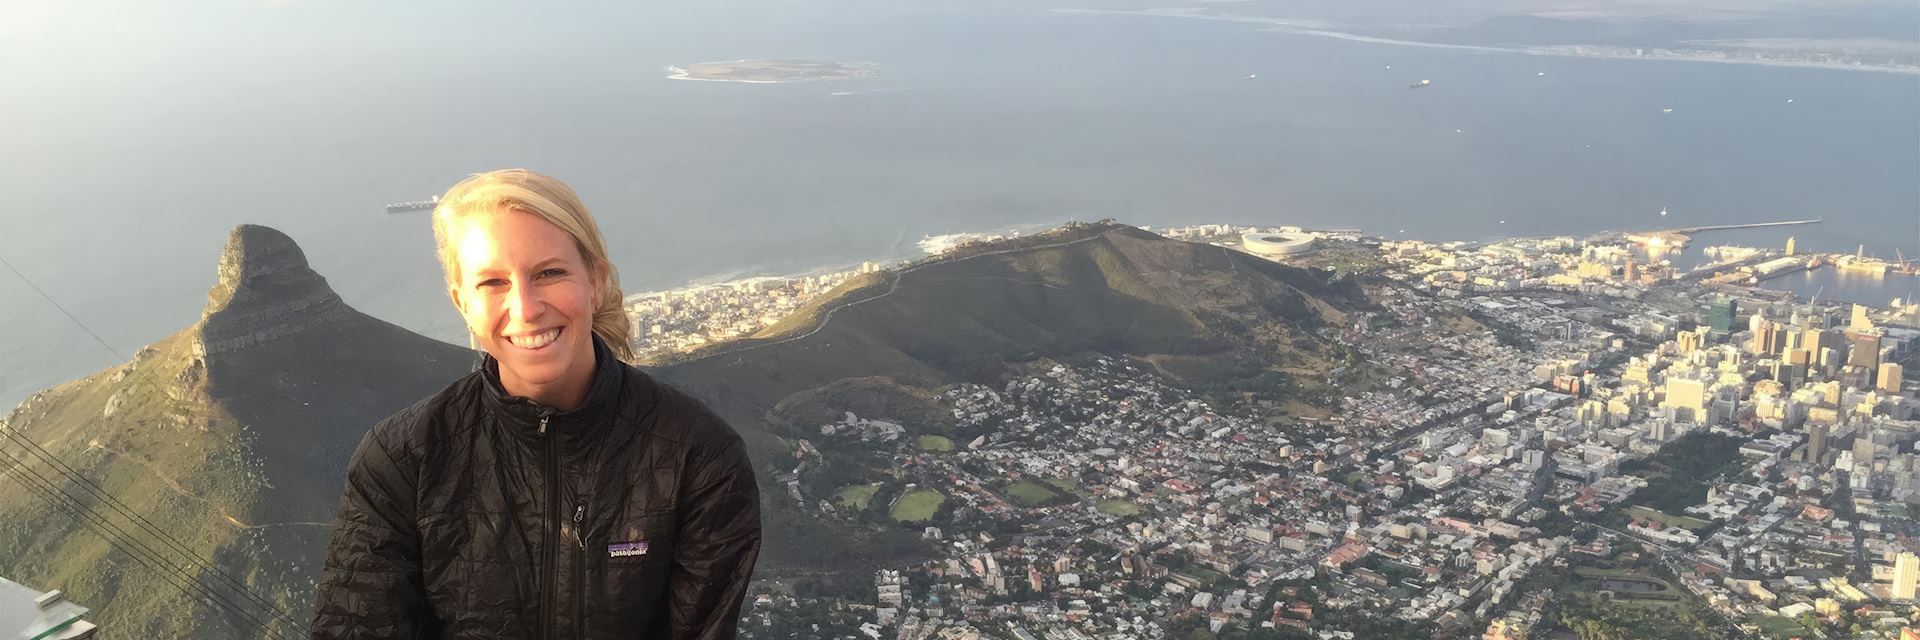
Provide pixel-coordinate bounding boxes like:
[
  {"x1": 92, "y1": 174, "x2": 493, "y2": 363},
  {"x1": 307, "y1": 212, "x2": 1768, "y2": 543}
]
[{"x1": 311, "y1": 335, "x2": 762, "y2": 639}]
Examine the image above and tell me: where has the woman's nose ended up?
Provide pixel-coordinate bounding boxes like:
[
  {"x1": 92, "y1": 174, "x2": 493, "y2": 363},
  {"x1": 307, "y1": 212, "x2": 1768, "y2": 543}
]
[{"x1": 506, "y1": 282, "x2": 542, "y2": 322}]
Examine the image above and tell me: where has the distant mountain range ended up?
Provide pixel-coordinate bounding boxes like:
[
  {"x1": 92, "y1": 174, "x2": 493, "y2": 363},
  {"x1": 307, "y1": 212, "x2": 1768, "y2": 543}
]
[{"x1": 0, "y1": 221, "x2": 1364, "y2": 637}]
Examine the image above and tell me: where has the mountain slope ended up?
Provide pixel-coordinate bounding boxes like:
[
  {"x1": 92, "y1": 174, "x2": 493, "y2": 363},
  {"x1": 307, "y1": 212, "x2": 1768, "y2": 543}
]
[
  {"x1": 0, "y1": 225, "x2": 474, "y2": 638},
  {"x1": 657, "y1": 222, "x2": 1357, "y2": 433},
  {"x1": 0, "y1": 221, "x2": 1366, "y2": 635},
  {"x1": 651, "y1": 222, "x2": 1365, "y2": 570}
]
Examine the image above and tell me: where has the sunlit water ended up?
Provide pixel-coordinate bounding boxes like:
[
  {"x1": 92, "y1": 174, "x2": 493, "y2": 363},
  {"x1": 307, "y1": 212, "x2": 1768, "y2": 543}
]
[{"x1": 1, "y1": 2, "x2": 1914, "y2": 407}]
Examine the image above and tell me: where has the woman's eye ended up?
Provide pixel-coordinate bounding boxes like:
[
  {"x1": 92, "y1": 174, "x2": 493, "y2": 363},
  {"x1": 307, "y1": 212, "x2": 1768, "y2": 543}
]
[
  {"x1": 541, "y1": 268, "x2": 567, "y2": 278},
  {"x1": 479, "y1": 278, "x2": 507, "y2": 288}
]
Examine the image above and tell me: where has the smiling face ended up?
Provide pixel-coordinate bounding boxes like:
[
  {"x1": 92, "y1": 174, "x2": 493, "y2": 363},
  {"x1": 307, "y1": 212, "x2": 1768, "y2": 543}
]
[{"x1": 447, "y1": 209, "x2": 602, "y2": 410}]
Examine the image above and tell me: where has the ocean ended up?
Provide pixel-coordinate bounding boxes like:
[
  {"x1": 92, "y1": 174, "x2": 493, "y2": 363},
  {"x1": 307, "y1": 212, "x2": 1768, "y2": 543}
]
[{"x1": 2, "y1": 1, "x2": 1915, "y2": 408}]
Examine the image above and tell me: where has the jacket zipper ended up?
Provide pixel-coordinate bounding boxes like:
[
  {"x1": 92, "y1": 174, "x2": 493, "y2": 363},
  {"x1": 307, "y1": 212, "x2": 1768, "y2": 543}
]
[
  {"x1": 574, "y1": 501, "x2": 587, "y2": 640},
  {"x1": 541, "y1": 413, "x2": 558, "y2": 640}
]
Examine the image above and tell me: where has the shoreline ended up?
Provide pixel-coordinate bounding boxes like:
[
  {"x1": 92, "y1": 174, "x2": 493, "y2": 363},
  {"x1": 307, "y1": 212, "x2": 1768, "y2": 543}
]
[
  {"x1": 1054, "y1": 8, "x2": 1920, "y2": 76},
  {"x1": 663, "y1": 66, "x2": 807, "y2": 84},
  {"x1": 626, "y1": 217, "x2": 1920, "y2": 305},
  {"x1": 662, "y1": 62, "x2": 878, "y2": 84},
  {"x1": 622, "y1": 221, "x2": 1064, "y2": 303},
  {"x1": 1270, "y1": 26, "x2": 1920, "y2": 75}
]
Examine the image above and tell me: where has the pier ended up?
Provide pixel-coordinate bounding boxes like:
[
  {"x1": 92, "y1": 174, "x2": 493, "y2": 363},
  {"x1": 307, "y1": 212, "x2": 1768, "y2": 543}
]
[
  {"x1": 1659, "y1": 219, "x2": 1823, "y2": 234},
  {"x1": 1625, "y1": 218, "x2": 1825, "y2": 253}
]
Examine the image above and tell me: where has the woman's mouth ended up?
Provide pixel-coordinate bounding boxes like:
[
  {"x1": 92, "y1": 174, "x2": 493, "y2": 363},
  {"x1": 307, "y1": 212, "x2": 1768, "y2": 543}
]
[{"x1": 506, "y1": 327, "x2": 562, "y2": 351}]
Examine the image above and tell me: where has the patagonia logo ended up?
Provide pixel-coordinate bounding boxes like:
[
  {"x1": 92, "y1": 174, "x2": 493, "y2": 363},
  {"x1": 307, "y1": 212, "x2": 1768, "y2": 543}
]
[{"x1": 608, "y1": 541, "x2": 650, "y2": 558}]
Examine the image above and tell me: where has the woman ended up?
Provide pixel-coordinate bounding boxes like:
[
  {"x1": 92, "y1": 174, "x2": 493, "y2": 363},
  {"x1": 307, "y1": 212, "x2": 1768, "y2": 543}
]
[{"x1": 311, "y1": 169, "x2": 762, "y2": 639}]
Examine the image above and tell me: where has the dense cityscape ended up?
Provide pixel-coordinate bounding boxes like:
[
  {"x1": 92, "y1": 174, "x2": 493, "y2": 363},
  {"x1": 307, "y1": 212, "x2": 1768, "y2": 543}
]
[{"x1": 633, "y1": 224, "x2": 1920, "y2": 640}]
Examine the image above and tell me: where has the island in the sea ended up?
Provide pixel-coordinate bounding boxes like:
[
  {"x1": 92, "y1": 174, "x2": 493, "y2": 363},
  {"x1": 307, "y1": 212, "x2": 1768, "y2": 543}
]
[{"x1": 664, "y1": 59, "x2": 879, "y2": 83}]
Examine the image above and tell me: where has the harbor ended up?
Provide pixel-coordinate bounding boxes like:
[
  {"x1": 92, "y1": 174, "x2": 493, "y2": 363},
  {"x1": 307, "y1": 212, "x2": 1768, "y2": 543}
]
[{"x1": 1756, "y1": 265, "x2": 1920, "y2": 307}]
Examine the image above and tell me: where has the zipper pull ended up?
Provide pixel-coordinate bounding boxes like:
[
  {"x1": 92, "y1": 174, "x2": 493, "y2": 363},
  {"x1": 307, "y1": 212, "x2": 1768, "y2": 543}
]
[
  {"x1": 539, "y1": 415, "x2": 550, "y2": 435},
  {"x1": 573, "y1": 505, "x2": 586, "y2": 549}
]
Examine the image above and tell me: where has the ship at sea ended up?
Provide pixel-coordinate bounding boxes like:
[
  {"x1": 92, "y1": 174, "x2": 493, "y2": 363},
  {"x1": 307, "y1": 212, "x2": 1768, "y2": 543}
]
[
  {"x1": 385, "y1": 195, "x2": 440, "y2": 213},
  {"x1": 1408, "y1": 79, "x2": 1431, "y2": 89}
]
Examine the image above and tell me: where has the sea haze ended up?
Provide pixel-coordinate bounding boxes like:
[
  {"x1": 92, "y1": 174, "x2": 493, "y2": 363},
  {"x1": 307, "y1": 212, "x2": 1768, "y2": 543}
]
[{"x1": 1, "y1": 0, "x2": 1915, "y2": 408}]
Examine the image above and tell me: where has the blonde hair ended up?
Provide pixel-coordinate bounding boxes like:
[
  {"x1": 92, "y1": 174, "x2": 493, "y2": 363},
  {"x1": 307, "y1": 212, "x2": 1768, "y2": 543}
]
[{"x1": 431, "y1": 168, "x2": 634, "y2": 361}]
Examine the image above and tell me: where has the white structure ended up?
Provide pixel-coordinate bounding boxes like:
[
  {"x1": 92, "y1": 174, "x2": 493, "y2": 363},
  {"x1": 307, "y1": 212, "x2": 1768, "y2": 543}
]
[
  {"x1": 1239, "y1": 232, "x2": 1317, "y2": 257},
  {"x1": 1, "y1": 577, "x2": 97, "y2": 639},
  {"x1": 1895, "y1": 552, "x2": 1918, "y2": 600}
]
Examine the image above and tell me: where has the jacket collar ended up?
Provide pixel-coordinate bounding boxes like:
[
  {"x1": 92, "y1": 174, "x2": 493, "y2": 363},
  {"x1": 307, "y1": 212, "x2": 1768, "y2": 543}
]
[{"x1": 479, "y1": 332, "x2": 625, "y2": 433}]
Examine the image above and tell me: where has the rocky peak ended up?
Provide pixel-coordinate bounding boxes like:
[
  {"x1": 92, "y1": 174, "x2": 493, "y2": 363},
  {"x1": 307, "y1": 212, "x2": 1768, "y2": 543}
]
[{"x1": 195, "y1": 225, "x2": 348, "y2": 357}]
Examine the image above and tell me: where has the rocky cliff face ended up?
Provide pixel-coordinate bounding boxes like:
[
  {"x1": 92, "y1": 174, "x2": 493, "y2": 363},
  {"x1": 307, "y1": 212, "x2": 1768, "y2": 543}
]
[{"x1": 195, "y1": 225, "x2": 353, "y2": 358}]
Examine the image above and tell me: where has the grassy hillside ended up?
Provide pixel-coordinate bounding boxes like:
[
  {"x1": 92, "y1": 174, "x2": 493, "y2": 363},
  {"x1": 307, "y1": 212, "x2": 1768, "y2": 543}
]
[
  {"x1": 658, "y1": 223, "x2": 1358, "y2": 423},
  {"x1": 0, "y1": 226, "x2": 474, "y2": 639},
  {"x1": 653, "y1": 222, "x2": 1365, "y2": 573}
]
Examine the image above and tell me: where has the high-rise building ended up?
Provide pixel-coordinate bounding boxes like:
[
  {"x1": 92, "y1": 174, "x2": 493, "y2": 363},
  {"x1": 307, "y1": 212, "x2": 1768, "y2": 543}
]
[
  {"x1": 1521, "y1": 449, "x2": 1547, "y2": 472},
  {"x1": 1806, "y1": 423, "x2": 1829, "y2": 463},
  {"x1": 1711, "y1": 388, "x2": 1739, "y2": 426},
  {"x1": 1839, "y1": 366, "x2": 1872, "y2": 392},
  {"x1": 1677, "y1": 330, "x2": 1704, "y2": 354},
  {"x1": 1803, "y1": 329, "x2": 1832, "y2": 357},
  {"x1": 1785, "y1": 236, "x2": 1796, "y2": 256},
  {"x1": 1848, "y1": 331, "x2": 1882, "y2": 371},
  {"x1": 1709, "y1": 298, "x2": 1739, "y2": 337},
  {"x1": 1649, "y1": 419, "x2": 1674, "y2": 442},
  {"x1": 1787, "y1": 348, "x2": 1812, "y2": 366},
  {"x1": 1819, "y1": 347, "x2": 1844, "y2": 372},
  {"x1": 1880, "y1": 362, "x2": 1904, "y2": 393},
  {"x1": 1748, "y1": 315, "x2": 1786, "y2": 355},
  {"x1": 1666, "y1": 377, "x2": 1707, "y2": 424},
  {"x1": 1895, "y1": 552, "x2": 1918, "y2": 600},
  {"x1": 1770, "y1": 361, "x2": 1804, "y2": 390},
  {"x1": 1806, "y1": 305, "x2": 1841, "y2": 329},
  {"x1": 1853, "y1": 429, "x2": 1876, "y2": 464},
  {"x1": 1852, "y1": 304, "x2": 1875, "y2": 332}
]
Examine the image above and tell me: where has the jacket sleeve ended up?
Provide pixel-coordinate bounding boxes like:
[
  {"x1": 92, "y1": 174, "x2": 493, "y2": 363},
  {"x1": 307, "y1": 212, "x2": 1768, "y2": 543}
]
[
  {"x1": 668, "y1": 422, "x2": 763, "y2": 638},
  {"x1": 311, "y1": 420, "x2": 438, "y2": 639}
]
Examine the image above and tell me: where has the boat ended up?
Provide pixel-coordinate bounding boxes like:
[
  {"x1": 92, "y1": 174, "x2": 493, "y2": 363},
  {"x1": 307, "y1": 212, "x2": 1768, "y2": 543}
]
[
  {"x1": 386, "y1": 195, "x2": 440, "y2": 213},
  {"x1": 1837, "y1": 256, "x2": 1890, "y2": 276},
  {"x1": 1837, "y1": 246, "x2": 1891, "y2": 275},
  {"x1": 1408, "y1": 79, "x2": 1431, "y2": 89}
]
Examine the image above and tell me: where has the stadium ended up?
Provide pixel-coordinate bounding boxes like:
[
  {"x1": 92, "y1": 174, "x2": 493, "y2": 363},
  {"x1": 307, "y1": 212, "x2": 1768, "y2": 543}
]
[{"x1": 1239, "y1": 232, "x2": 1317, "y2": 257}]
